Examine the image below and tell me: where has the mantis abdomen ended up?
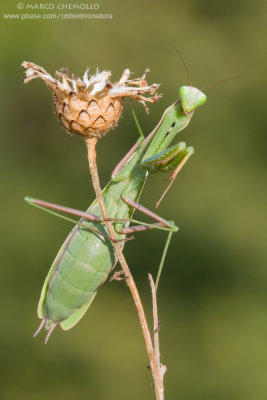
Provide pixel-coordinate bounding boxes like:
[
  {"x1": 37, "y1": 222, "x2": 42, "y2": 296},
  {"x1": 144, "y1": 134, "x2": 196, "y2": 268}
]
[
  {"x1": 38, "y1": 162, "x2": 147, "y2": 334},
  {"x1": 45, "y1": 222, "x2": 116, "y2": 321}
]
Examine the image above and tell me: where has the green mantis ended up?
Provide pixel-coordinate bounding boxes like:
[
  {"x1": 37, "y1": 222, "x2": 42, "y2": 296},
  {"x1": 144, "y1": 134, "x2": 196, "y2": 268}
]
[{"x1": 26, "y1": 85, "x2": 206, "y2": 343}]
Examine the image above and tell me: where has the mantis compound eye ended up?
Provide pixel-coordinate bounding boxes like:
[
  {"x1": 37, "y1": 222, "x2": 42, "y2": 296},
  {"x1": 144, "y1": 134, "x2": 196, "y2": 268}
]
[{"x1": 179, "y1": 86, "x2": 207, "y2": 113}]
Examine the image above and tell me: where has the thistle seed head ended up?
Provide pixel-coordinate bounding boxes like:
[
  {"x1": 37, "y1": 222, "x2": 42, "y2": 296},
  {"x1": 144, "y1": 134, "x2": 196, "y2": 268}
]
[{"x1": 22, "y1": 61, "x2": 161, "y2": 138}]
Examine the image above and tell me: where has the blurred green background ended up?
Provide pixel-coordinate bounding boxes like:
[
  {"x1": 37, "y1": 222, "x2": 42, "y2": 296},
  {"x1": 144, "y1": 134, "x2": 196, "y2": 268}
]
[{"x1": 1, "y1": 0, "x2": 267, "y2": 399}]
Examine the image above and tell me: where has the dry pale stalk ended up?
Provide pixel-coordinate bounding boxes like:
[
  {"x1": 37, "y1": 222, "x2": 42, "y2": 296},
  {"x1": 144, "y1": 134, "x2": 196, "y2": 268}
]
[
  {"x1": 86, "y1": 136, "x2": 164, "y2": 400},
  {"x1": 22, "y1": 61, "x2": 164, "y2": 399},
  {"x1": 149, "y1": 274, "x2": 167, "y2": 399}
]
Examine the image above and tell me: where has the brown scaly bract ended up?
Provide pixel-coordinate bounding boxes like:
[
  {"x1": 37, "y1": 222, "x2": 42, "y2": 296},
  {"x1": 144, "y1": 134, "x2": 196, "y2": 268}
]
[{"x1": 22, "y1": 62, "x2": 161, "y2": 138}]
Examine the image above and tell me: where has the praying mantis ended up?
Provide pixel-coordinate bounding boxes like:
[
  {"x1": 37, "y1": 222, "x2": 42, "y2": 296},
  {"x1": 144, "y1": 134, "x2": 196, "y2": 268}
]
[{"x1": 25, "y1": 85, "x2": 206, "y2": 343}]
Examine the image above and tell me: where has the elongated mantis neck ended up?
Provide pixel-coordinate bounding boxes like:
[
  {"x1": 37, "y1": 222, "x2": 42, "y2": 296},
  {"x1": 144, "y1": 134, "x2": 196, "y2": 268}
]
[{"x1": 85, "y1": 136, "x2": 165, "y2": 400}]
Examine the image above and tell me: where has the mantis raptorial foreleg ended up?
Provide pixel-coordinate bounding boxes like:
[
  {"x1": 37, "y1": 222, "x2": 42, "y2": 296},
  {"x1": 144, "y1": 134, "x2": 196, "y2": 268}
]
[{"x1": 142, "y1": 142, "x2": 194, "y2": 207}]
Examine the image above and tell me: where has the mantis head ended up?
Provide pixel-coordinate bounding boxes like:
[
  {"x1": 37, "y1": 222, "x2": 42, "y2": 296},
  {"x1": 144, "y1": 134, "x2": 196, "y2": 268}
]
[{"x1": 179, "y1": 86, "x2": 207, "y2": 113}]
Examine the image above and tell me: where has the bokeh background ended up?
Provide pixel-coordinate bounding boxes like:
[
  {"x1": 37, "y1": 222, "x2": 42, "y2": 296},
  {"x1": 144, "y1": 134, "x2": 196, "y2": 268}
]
[{"x1": 1, "y1": 0, "x2": 267, "y2": 399}]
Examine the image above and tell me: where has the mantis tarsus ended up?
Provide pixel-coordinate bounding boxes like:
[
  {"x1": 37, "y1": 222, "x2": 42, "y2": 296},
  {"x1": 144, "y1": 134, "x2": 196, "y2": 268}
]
[{"x1": 25, "y1": 85, "x2": 206, "y2": 342}]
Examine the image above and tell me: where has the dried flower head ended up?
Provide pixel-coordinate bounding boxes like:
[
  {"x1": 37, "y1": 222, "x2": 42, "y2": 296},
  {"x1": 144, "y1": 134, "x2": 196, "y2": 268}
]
[{"x1": 22, "y1": 61, "x2": 161, "y2": 138}]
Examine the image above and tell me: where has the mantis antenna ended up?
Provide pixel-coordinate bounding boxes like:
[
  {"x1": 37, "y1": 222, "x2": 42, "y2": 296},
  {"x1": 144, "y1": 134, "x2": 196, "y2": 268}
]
[
  {"x1": 201, "y1": 74, "x2": 247, "y2": 91},
  {"x1": 174, "y1": 48, "x2": 193, "y2": 87}
]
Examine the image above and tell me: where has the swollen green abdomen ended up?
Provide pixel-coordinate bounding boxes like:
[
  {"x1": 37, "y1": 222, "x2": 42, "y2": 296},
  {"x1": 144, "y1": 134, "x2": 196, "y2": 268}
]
[
  {"x1": 40, "y1": 164, "x2": 146, "y2": 327},
  {"x1": 45, "y1": 222, "x2": 115, "y2": 321}
]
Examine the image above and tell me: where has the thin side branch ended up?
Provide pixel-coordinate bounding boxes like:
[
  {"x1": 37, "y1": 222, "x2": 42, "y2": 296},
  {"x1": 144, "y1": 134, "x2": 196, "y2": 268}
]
[
  {"x1": 149, "y1": 274, "x2": 167, "y2": 392},
  {"x1": 85, "y1": 136, "x2": 164, "y2": 400}
]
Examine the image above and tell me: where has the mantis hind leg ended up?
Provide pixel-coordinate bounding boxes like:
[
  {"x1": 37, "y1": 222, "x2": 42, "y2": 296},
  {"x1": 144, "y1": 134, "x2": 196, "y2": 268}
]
[
  {"x1": 25, "y1": 197, "x2": 131, "y2": 243},
  {"x1": 118, "y1": 196, "x2": 178, "y2": 234},
  {"x1": 119, "y1": 197, "x2": 175, "y2": 291}
]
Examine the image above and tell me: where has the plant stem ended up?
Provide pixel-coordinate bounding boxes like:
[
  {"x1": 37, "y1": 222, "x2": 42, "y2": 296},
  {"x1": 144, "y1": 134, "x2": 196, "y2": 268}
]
[
  {"x1": 149, "y1": 274, "x2": 167, "y2": 391},
  {"x1": 85, "y1": 136, "x2": 165, "y2": 400}
]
